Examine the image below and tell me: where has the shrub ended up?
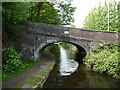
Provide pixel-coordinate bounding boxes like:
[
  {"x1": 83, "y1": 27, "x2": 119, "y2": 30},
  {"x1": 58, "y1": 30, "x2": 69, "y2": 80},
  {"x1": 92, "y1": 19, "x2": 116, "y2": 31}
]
[
  {"x1": 84, "y1": 42, "x2": 120, "y2": 78},
  {"x1": 2, "y1": 48, "x2": 22, "y2": 72}
]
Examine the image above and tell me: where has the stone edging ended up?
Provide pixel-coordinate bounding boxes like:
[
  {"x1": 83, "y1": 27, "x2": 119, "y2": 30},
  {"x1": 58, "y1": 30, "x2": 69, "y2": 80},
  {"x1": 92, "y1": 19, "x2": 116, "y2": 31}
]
[{"x1": 16, "y1": 60, "x2": 55, "y2": 88}]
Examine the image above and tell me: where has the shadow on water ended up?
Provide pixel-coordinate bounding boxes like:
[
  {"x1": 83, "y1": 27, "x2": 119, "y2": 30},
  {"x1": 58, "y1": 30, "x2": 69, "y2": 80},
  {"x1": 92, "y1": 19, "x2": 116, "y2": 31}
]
[
  {"x1": 40, "y1": 43, "x2": 119, "y2": 88},
  {"x1": 43, "y1": 64, "x2": 119, "y2": 88}
]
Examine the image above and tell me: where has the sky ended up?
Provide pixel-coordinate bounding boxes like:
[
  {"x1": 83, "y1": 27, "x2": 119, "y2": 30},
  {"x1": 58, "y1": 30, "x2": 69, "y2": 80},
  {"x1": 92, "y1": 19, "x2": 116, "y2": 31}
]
[{"x1": 71, "y1": 0, "x2": 119, "y2": 28}]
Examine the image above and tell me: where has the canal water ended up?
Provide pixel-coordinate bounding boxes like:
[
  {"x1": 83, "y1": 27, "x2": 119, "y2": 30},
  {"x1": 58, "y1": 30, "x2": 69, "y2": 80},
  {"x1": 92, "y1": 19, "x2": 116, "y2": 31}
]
[
  {"x1": 59, "y1": 46, "x2": 79, "y2": 76},
  {"x1": 42, "y1": 46, "x2": 119, "y2": 88}
]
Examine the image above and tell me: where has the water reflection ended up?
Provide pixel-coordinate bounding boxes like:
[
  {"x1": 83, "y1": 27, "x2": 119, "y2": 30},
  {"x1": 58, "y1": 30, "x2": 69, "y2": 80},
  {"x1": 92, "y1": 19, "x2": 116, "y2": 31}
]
[
  {"x1": 42, "y1": 43, "x2": 119, "y2": 88},
  {"x1": 59, "y1": 46, "x2": 79, "y2": 76}
]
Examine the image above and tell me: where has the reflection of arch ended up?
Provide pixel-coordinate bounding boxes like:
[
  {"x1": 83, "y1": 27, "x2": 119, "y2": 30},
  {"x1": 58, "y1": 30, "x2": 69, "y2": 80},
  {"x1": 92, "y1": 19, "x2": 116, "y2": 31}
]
[{"x1": 34, "y1": 38, "x2": 87, "y2": 64}]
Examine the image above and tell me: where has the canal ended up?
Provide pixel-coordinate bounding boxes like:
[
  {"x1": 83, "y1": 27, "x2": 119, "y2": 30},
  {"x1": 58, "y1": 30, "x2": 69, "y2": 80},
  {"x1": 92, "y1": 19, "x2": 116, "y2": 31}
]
[{"x1": 41, "y1": 43, "x2": 119, "y2": 88}]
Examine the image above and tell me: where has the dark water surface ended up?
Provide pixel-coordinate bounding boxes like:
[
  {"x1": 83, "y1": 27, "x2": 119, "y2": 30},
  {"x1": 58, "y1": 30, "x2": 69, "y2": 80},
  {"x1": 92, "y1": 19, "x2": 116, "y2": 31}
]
[
  {"x1": 42, "y1": 47, "x2": 119, "y2": 88},
  {"x1": 43, "y1": 64, "x2": 119, "y2": 88}
]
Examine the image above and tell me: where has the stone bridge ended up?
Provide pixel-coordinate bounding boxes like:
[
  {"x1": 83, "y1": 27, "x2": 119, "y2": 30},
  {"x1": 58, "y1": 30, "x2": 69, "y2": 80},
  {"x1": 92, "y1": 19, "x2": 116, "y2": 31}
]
[{"x1": 18, "y1": 22, "x2": 118, "y2": 63}]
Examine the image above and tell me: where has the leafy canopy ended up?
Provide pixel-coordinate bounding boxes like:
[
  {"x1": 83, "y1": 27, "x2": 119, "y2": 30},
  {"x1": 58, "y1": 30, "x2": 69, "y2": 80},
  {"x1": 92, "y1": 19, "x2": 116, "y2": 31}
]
[
  {"x1": 2, "y1": 2, "x2": 76, "y2": 38},
  {"x1": 83, "y1": 1, "x2": 119, "y2": 32},
  {"x1": 2, "y1": 2, "x2": 29, "y2": 24},
  {"x1": 2, "y1": 2, "x2": 75, "y2": 25},
  {"x1": 28, "y1": 2, "x2": 76, "y2": 25}
]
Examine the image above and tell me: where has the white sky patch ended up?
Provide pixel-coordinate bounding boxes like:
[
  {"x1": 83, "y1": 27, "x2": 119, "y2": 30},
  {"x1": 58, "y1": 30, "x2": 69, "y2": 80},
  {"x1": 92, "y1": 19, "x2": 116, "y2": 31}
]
[{"x1": 71, "y1": 0, "x2": 119, "y2": 28}]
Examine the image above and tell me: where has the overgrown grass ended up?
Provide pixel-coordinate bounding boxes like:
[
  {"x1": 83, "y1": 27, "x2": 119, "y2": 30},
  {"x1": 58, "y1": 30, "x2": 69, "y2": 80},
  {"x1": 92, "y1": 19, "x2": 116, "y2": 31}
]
[
  {"x1": 2, "y1": 60, "x2": 39, "y2": 81},
  {"x1": 84, "y1": 42, "x2": 120, "y2": 79}
]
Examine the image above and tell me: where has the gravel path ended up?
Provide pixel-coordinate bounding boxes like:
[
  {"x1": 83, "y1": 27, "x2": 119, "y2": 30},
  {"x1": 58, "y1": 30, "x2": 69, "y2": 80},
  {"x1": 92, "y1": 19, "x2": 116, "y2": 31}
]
[{"x1": 2, "y1": 53, "x2": 55, "y2": 88}]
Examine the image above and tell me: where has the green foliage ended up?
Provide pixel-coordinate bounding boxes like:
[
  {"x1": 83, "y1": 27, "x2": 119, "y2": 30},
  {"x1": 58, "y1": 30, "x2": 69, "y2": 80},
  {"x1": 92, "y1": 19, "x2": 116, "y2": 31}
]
[
  {"x1": 28, "y1": 2, "x2": 61, "y2": 25},
  {"x1": 2, "y1": 2, "x2": 29, "y2": 24},
  {"x1": 59, "y1": 42, "x2": 76, "y2": 50},
  {"x1": 92, "y1": 42, "x2": 119, "y2": 53},
  {"x1": 45, "y1": 44, "x2": 60, "y2": 54},
  {"x1": 2, "y1": 48, "x2": 22, "y2": 72},
  {"x1": 2, "y1": 2, "x2": 75, "y2": 26},
  {"x1": 2, "y1": 2, "x2": 29, "y2": 39},
  {"x1": 2, "y1": 60, "x2": 38, "y2": 80},
  {"x1": 83, "y1": 1, "x2": 119, "y2": 32},
  {"x1": 58, "y1": 2, "x2": 76, "y2": 25},
  {"x1": 84, "y1": 42, "x2": 120, "y2": 78},
  {"x1": 28, "y1": 2, "x2": 75, "y2": 25},
  {"x1": 60, "y1": 42, "x2": 71, "y2": 49},
  {"x1": 2, "y1": 48, "x2": 38, "y2": 80}
]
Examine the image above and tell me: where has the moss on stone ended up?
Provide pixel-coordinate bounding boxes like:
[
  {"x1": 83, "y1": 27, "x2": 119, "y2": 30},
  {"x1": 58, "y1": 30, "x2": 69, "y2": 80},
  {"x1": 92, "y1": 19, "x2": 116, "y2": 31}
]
[{"x1": 15, "y1": 61, "x2": 55, "y2": 88}]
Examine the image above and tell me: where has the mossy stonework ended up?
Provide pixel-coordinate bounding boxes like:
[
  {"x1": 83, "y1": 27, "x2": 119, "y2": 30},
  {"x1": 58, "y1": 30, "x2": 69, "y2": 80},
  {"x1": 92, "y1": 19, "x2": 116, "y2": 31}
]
[{"x1": 17, "y1": 22, "x2": 118, "y2": 61}]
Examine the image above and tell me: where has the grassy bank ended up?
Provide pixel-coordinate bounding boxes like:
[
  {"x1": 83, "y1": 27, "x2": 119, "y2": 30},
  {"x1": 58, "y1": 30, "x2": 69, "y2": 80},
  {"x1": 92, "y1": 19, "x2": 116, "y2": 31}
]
[{"x1": 2, "y1": 60, "x2": 38, "y2": 81}]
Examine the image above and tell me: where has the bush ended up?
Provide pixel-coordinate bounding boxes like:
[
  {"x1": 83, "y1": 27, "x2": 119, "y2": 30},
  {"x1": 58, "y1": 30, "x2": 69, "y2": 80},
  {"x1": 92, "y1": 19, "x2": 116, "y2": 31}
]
[
  {"x1": 84, "y1": 42, "x2": 120, "y2": 78},
  {"x1": 2, "y1": 48, "x2": 22, "y2": 72}
]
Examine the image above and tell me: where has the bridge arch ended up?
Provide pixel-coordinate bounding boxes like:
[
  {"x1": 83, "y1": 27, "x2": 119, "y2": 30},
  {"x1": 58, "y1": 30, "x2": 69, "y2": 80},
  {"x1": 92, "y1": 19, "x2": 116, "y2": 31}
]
[
  {"x1": 18, "y1": 22, "x2": 118, "y2": 62},
  {"x1": 34, "y1": 38, "x2": 87, "y2": 64}
]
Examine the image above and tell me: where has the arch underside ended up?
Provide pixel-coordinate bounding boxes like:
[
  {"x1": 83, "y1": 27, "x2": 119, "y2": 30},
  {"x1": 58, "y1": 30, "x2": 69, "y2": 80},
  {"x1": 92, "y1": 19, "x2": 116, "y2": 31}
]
[
  {"x1": 39, "y1": 38, "x2": 89, "y2": 52},
  {"x1": 34, "y1": 38, "x2": 89, "y2": 64}
]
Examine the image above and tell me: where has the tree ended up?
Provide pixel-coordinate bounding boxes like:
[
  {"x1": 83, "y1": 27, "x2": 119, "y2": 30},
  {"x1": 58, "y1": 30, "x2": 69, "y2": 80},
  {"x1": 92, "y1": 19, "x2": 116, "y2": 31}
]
[
  {"x1": 57, "y1": 2, "x2": 76, "y2": 25},
  {"x1": 2, "y1": 2, "x2": 29, "y2": 25},
  {"x1": 3, "y1": 2, "x2": 76, "y2": 26},
  {"x1": 28, "y1": 2, "x2": 76, "y2": 25},
  {"x1": 2, "y1": 2, "x2": 30, "y2": 38},
  {"x1": 28, "y1": 2, "x2": 61, "y2": 25},
  {"x1": 83, "y1": 1, "x2": 119, "y2": 32}
]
